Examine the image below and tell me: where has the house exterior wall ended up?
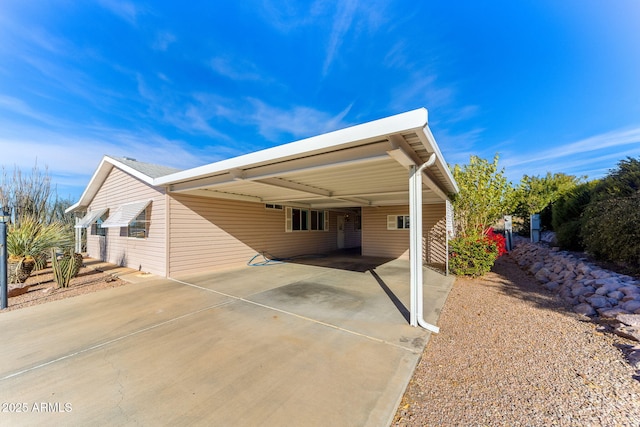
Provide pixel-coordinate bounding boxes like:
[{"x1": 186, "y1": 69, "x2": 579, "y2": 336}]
[
  {"x1": 85, "y1": 168, "x2": 167, "y2": 276},
  {"x1": 361, "y1": 202, "x2": 447, "y2": 267},
  {"x1": 168, "y1": 194, "x2": 339, "y2": 276}
]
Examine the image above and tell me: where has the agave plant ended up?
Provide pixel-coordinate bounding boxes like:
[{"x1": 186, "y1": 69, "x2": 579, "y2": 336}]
[{"x1": 7, "y1": 215, "x2": 73, "y2": 283}]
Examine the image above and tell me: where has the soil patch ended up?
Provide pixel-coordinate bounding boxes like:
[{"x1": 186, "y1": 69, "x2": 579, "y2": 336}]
[{"x1": 2, "y1": 261, "x2": 128, "y2": 312}]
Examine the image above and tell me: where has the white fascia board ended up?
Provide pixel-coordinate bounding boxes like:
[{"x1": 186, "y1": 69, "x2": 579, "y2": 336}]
[
  {"x1": 65, "y1": 156, "x2": 114, "y2": 213},
  {"x1": 155, "y1": 108, "x2": 428, "y2": 186},
  {"x1": 419, "y1": 125, "x2": 459, "y2": 194},
  {"x1": 104, "y1": 155, "x2": 155, "y2": 185},
  {"x1": 65, "y1": 156, "x2": 156, "y2": 213}
]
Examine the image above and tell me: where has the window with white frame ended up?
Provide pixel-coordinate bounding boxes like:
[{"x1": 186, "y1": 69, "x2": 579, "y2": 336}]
[
  {"x1": 128, "y1": 208, "x2": 148, "y2": 238},
  {"x1": 286, "y1": 207, "x2": 329, "y2": 232},
  {"x1": 91, "y1": 211, "x2": 109, "y2": 236},
  {"x1": 387, "y1": 214, "x2": 410, "y2": 230},
  {"x1": 265, "y1": 203, "x2": 283, "y2": 210}
]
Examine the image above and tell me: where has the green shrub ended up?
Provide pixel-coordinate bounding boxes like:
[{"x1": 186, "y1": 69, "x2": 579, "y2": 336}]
[
  {"x1": 552, "y1": 182, "x2": 597, "y2": 250},
  {"x1": 449, "y1": 235, "x2": 499, "y2": 277},
  {"x1": 582, "y1": 193, "x2": 640, "y2": 268}
]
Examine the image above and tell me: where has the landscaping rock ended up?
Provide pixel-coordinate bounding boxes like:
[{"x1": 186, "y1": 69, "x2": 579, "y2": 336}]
[
  {"x1": 574, "y1": 303, "x2": 596, "y2": 317},
  {"x1": 8, "y1": 285, "x2": 30, "y2": 298},
  {"x1": 535, "y1": 268, "x2": 551, "y2": 283},
  {"x1": 619, "y1": 286, "x2": 640, "y2": 297},
  {"x1": 586, "y1": 295, "x2": 611, "y2": 309},
  {"x1": 599, "y1": 307, "x2": 629, "y2": 318},
  {"x1": 625, "y1": 346, "x2": 640, "y2": 369},
  {"x1": 614, "y1": 325, "x2": 640, "y2": 342},
  {"x1": 511, "y1": 241, "x2": 640, "y2": 331},
  {"x1": 617, "y1": 314, "x2": 640, "y2": 328},
  {"x1": 621, "y1": 300, "x2": 640, "y2": 313},
  {"x1": 607, "y1": 291, "x2": 625, "y2": 300}
]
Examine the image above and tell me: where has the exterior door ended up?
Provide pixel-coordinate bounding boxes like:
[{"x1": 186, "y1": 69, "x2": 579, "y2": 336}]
[{"x1": 337, "y1": 215, "x2": 345, "y2": 249}]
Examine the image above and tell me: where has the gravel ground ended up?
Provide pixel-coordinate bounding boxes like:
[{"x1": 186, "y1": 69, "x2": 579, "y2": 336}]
[
  {"x1": 2, "y1": 261, "x2": 127, "y2": 312},
  {"x1": 394, "y1": 254, "x2": 640, "y2": 426}
]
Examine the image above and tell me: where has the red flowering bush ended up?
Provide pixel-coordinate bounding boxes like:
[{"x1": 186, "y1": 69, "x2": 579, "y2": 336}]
[
  {"x1": 449, "y1": 227, "x2": 505, "y2": 277},
  {"x1": 485, "y1": 227, "x2": 507, "y2": 256}
]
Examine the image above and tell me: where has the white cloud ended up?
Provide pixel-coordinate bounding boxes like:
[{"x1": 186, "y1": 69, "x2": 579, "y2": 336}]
[
  {"x1": 390, "y1": 73, "x2": 454, "y2": 113},
  {"x1": 322, "y1": 0, "x2": 358, "y2": 75},
  {"x1": 152, "y1": 32, "x2": 176, "y2": 51},
  {"x1": 248, "y1": 99, "x2": 353, "y2": 140},
  {"x1": 0, "y1": 120, "x2": 234, "y2": 199},
  {"x1": 209, "y1": 57, "x2": 262, "y2": 81},
  {"x1": 98, "y1": 0, "x2": 142, "y2": 25},
  {"x1": 495, "y1": 127, "x2": 640, "y2": 181},
  {"x1": 257, "y1": 0, "x2": 327, "y2": 32},
  {"x1": 506, "y1": 127, "x2": 640, "y2": 168}
]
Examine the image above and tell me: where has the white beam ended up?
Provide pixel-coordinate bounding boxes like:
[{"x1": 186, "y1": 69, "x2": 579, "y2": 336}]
[
  {"x1": 180, "y1": 189, "x2": 262, "y2": 203},
  {"x1": 169, "y1": 173, "x2": 234, "y2": 193},
  {"x1": 421, "y1": 171, "x2": 449, "y2": 201},
  {"x1": 240, "y1": 141, "x2": 391, "y2": 181},
  {"x1": 253, "y1": 178, "x2": 332, "y2": 197},
  {"x1": 387, "y1": 134, "x2": 421, "y2": 168}
]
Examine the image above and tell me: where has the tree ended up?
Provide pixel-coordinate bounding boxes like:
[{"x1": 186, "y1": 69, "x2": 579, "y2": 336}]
[
  {"x1": 591, "y1": 157, "x2": 640, "y2": 201},
  {"x1": 450, "y1": 154, "x2": 516, "y2": 238},
  {"x1": 580, "y1": 157, "x2": 640, "y2": 272},
  {"x1": 0, "y1": 162, "x2": 74, "y2": 226},
  {"x1": 515, "y1": 172, "x2": 583, "y2": 217}
]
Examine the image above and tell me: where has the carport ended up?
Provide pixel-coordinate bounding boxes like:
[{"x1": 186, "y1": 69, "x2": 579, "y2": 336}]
[
  {"x1": 0, "y1": 253, "x2": 454, "y2": 426},
  {"x1": 156, "y1": 108, "x2": 458, "y2": 331}
]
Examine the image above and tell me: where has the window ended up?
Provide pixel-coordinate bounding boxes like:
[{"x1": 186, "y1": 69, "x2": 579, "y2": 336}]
[
  {"x1": 310, "y1": 210, "x2": 324, "y2": 231},
  {"x1": 387, "y1": 215, "x2": 410, "y2": 230},
  {"x1": 128, "y1": 209, "x2": 148, "y2": 238},
  {"x1": 101, "y1": 200, "x2": 151, "y2": 238},
  {"x1": 265, "y1": 203, "x2": 283, "y2": 210},
  {"x1": 291, "y1": 208, "x2": 308, "y2": 231},
  {"x1": 286, "y1": 207, "x2": 329, "y2": 232},
  {"x1": 91, "y1": 212, "x2": 109, "y2": 236}
]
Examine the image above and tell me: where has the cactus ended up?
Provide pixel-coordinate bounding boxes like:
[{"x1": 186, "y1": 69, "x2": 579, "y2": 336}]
[{"x1": 51, "y1": 249, "x2": 83, "y2": 288}]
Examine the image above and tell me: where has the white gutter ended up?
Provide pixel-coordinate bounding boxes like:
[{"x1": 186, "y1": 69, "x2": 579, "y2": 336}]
[{"x1": 409, "y1": 153, "x2": 440, "y2": 333}]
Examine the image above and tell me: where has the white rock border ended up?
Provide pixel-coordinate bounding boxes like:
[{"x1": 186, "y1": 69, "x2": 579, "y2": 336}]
[{"x1": 510, "y1": 240, "x2": 640, "y2": 345}]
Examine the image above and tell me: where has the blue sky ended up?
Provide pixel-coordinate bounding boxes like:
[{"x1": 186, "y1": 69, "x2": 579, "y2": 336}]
[{"x1": 1, "y1": 1, "x2": 639, "y2": 200}]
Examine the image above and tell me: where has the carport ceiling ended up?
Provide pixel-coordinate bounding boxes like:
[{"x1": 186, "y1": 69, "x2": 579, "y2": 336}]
[{"x1": 156, "y1": 109, "x2": 458, "y2": 209}]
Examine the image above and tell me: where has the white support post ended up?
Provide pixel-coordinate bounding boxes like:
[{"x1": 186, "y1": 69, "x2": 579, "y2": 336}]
[
  {"x1": 409, "y1": 165, "x2": 419, "y2": 327},
  {"x1": 409, "y1": 156, "x2": 440, "y2": 333},
  {"x1": 75, "y1": 217, "x2": 82, "y2": 253}
]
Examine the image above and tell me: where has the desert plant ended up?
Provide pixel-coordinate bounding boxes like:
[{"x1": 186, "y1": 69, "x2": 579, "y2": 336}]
[
  {"x1": 6, "y1": 216, "x2": 73, "y2": 283},
  {"x1": 51, "y1": 249, "x2": 82, "y2": 288}
]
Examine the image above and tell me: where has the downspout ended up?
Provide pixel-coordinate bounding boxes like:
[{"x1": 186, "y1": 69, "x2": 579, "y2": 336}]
[{"x1": 409, "y1": 153, "x2": 440, "y2": 333}]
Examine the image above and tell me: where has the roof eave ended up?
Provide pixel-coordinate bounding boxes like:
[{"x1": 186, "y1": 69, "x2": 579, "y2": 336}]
[
  {"x1": 156, "y1": 108, "x2": 429, "y2": 186},
  {"x1": 65, "y1": 155, "x2": 156, "y2": 213}
]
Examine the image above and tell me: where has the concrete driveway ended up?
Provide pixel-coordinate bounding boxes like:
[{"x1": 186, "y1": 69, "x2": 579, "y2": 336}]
[{"x1": 0, "y1": 255, "x2": 454, "y2": 426}]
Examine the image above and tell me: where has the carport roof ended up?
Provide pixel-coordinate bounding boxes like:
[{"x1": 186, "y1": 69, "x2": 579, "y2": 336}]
[
  {"x1": 68, "y1": 108, "x2": 458, "y2": 212},
  {"x1": 156, "y1": 108, "x2": 458, "y2": 209}
]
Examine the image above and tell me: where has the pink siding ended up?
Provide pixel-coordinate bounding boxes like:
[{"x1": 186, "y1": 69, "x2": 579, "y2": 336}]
[
  {"x1": 168, "y1": 195, "x2": 339, "y2": 276},
  {"x1": 85, "y1": 168, "x2": 167, "y2": 276},
  {"x1": 361, "y1": 203, "x2": 447, "y2": 266}
]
